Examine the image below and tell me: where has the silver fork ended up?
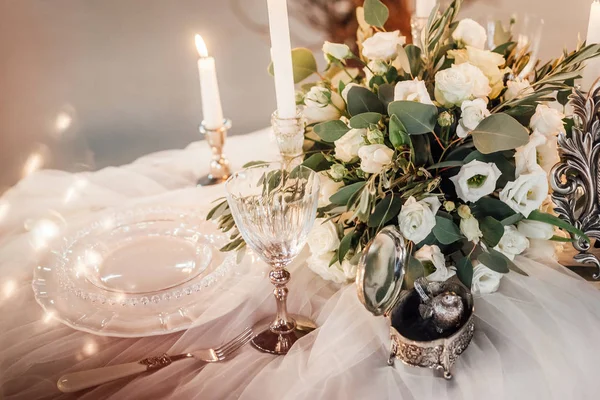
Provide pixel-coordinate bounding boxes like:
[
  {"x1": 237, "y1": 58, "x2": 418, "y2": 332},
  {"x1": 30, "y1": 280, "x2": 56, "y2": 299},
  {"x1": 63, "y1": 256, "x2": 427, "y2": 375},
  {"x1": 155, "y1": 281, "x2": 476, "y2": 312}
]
[{"x1": 57, "y1": 327, "x2": 254, "y2": 393}]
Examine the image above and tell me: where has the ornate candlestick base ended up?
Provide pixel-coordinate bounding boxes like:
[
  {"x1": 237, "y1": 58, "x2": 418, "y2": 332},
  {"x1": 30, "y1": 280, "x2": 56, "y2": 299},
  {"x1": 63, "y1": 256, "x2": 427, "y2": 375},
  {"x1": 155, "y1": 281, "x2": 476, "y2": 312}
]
[
  {"x1": 197, "y1": 118, "x2": 232, "y2": 186},
  {"x1": 551, "y1": 88, "x2": 600, "y2": 278},
  {"x1": 271, "y1": 108, "x2": 305, "y2": 169}
]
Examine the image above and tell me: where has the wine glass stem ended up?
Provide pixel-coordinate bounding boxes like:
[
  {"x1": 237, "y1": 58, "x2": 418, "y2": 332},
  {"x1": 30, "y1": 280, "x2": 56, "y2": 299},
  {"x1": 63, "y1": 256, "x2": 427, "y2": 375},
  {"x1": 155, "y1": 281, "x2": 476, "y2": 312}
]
[{"x1": 269, "y1": 266, "x2": 296, "y2": 334}]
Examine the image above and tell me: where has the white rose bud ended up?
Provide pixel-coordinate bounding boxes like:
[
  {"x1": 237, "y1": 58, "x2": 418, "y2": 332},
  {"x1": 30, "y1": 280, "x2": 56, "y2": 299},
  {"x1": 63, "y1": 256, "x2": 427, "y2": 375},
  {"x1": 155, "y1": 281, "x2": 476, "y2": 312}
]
[
  {"x1": 505, "y1": 78, "x2": 533, "y2": 101},
  {"x1": 434, "y1": 62, "x2": 491, "y2": 107},
  {"x1": 398, "y1": 196, "x2": 441, "y2": 243},
  {"x1": 304, "y1": 86, "x2": 346, "y2": 124},
  {"x1": 438, "y1": 111, "x2": 454, "y2": 127},
  {"x1": 499, "y1": 168, "x2": 549, "y2": 217},
  {"x1": 415, "y1": 244, "x2": 457, "y2": 282},
  {"x1": 472, "y1": 263, "x2": 503, "y2": 295},
  {"x1": 307, "y1": 252, "x2": 356, "y2": 284},
  {"x1": 361, "y1": 30, "x2": 406, "y2": 61},
  {"x1": 450, "y1": 160, "x2": 502, "y2": 203},
  {"x1": 460, "y1": 216, "x2": 483, "y2": 243},
  {"x1": 329, "y1": 164, "x2": 347, "y2": 180},
  {"x1": 452, "y1": 18, "x2": 488, "y2": 50},
  {"x1": 393, "y1": 78, "x2": 434, "y2": 105},
  {"x1": 494, "y1": 225, "x2": 529, "y2": 260},
  {"x1": 530, "y1": 104, "x2": 565, "y2": 137},
  {"x1": 307, "y1": 218, "x2": 340, "y2": 256},
  {"x1": 444, "y1": 201, "x2": 456, "y2": 212},
  {"x1": 515, "y1": 131, "x2": 547, "y2": 176},
  {"x1": 334, "y1": 128, "x2": 366, "y2": 162},
  {"x1": 457, "y1": 204, "x2": 472, "y2": 219},
  {"x1": 364, "y1": 59, "x2": 388, "y2": 83},
  {"x1": 366, "y1": 127, "x2": 385, "y2": 144},
  {"x1": 317, "y1": 172, "x2": 344, "y2": 207},
  {"x1": 517, "y1": 220, "x2": 555, "y2": 240},
  {"x1": 322, "y1": 41, "x2": 352, "y2": 62},
  {"x1": 457, "y1": 98, "x2": 490, "y2": 138},
  {"x1": 358, "y1": 144, "x2": 394, "y2": 174}
]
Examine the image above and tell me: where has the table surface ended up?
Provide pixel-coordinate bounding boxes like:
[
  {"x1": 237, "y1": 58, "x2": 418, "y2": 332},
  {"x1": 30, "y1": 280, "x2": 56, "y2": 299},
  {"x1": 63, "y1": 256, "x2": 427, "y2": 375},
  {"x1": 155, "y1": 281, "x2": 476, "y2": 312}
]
[{"x1": 1, "y1": 129, "x2": 600, "y2": 400}]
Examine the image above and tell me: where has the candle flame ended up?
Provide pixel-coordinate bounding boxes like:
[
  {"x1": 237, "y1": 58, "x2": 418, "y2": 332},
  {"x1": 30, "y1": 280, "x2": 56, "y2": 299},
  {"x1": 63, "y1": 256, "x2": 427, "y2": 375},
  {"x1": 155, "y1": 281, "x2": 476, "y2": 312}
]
[{"x1": 195, "y1": 34, "x2": 209, "y2": 58}]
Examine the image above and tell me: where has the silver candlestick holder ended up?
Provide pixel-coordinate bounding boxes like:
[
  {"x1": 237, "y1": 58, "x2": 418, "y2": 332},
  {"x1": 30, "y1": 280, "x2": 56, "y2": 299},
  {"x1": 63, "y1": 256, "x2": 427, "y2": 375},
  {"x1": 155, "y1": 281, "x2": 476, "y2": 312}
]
[
  {"x1": 197, "y1": 118, "x2": 232, "y2": 186},
  {"x1": 551, "y1": 88, "x2": 600, "y2": 278},
  {"x1": 271, "y1": 108, "x2": 305, "y2": 168}
]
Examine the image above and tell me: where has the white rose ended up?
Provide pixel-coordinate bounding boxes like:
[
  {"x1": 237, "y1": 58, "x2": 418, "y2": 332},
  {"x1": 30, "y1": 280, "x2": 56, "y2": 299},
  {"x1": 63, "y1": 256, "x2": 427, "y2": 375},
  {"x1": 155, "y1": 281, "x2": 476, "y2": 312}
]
[
  {"x1": 494, "y1": 225, "x2": 529, "y2": 260},
  {"x1": 415, "y1": 245, "x2": 457, "y2": 282},
  {"x1": 450, "y1": 160, "x2": 501, "y2": 203},
  {"x1": 499, "y1": 168, "x2": 549, "y2": 217},
  {"x1": 358, "y1": 144, "x2": 394, "y2": 174},
  {"x1": 536, "y1": 136, "x2": 560, "y2": 174},
  {"x1": 452, "y1": 18, "x2": 487, "y2": 50},
  {"x1": 530, "y1": 104, "x2": 565, "y2": 137},
  {"x1": 364, "y1": 60, "x2": 388, "y2": 83},
  {"x1": 505, "y1": 78, "x2": 533, "y2": 101},
  {"x1": 457, "y1": 98, "x2": 490, "y2": 138},
  {"x1": 307, "y1": 218, "x2": 340, "y2": 256},
  {"x1": 307, "y1": 252, "x2": 356, "y2": 284},
  {"x1": 472, "y1": 263, "x2": 503, "y2": 295},
  {"x1": 460, "y1": 216, "x2": 483, "y2": 243},
  {"x1": 331, "y1": 68, "x2": 360, "y2": 90},
  {"x1": 393, "y1": 79, "x2": 434, "y2": 105},
  {"x1": 515, "y1": 131, "x2": 547, "y2": 176},
  {"x1": 334, "y1": 128, "x2": 366, "y2": 162},
  {"x1": 398, "y1": 196, "x2": 441, "y2": 243},
  {"x1": 449, "y1": 47, "x2": 507, "y2": 99},
  {"x1": 322, "y1": 41, "x2": 352, "y2": 62},
  {"x1": 517, "y1": 220, "x2": 554, "y2": 240},
  {"x1": 434, "y1": 62, "x2": 491, "y2": 107},
  {"x1": 317, "y1": 172, "x2": 344, "y2": 207},
  {"x1": 341, "y1": 83, "x2": 361, "y2": 103},
  {"x1": 361, "y1": 30, "x2": 406, "y2": 61},
  {"x1": 304, "y1": 86, "x2": 346, "y2": 124}
]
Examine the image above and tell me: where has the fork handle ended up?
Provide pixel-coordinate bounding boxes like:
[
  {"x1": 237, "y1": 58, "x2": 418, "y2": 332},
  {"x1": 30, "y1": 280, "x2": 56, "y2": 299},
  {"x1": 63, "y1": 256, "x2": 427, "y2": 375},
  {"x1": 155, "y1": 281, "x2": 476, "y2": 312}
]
[{"x1": 57, "y1": 362, "x2": 150, "y2": 393}]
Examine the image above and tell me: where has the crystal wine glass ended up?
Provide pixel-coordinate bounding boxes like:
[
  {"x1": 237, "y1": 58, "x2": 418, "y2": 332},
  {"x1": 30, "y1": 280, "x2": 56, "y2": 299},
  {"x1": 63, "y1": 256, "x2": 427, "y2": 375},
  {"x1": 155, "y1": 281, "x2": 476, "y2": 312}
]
[{"x1": 225, "y1": 162, "x2": 320, "y2": 355}]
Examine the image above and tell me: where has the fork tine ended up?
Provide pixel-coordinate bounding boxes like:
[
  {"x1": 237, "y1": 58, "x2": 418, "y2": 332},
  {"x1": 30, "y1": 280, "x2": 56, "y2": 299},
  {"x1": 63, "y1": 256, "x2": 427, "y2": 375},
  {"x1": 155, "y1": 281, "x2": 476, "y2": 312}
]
[
  {"x1": 215, "y1": 329, "x2": 253, "y2": 356},
  {"x1": 214, "y1": 327, "x2": 252, "y2": 353},
  {"x1": 217, "y1": 331, "x2": 254, "y2": 360}
]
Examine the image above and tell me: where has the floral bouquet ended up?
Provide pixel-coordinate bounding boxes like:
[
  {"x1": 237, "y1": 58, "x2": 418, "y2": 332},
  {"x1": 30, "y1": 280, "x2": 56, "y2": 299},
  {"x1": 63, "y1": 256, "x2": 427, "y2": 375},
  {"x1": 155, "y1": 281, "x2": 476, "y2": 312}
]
[{"x1": 209, "y1": 0, "x2": 598, "y2": 294}]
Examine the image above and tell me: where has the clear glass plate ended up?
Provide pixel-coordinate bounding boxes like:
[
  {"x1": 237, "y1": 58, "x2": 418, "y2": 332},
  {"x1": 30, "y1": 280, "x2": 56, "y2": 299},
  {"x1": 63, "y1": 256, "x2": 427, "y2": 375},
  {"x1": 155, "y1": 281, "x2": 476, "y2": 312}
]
[{"x1": 32, "y1": 206, "x2": 239, "y2": 337}]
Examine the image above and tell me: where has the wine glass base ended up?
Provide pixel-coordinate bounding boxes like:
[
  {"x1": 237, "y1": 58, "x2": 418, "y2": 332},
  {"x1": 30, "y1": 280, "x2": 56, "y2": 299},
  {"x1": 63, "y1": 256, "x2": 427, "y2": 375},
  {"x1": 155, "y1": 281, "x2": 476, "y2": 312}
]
[{"x1": 250, "y1": 314, "x2": 317, "y2": 355}]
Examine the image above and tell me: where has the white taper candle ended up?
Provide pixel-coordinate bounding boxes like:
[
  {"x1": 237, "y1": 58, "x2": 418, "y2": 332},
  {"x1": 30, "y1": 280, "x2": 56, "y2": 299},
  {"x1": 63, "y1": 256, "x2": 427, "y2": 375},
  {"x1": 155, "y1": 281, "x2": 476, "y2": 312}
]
[{"x1": 195, "y1": 34, "x2": 224, "y2": 130}]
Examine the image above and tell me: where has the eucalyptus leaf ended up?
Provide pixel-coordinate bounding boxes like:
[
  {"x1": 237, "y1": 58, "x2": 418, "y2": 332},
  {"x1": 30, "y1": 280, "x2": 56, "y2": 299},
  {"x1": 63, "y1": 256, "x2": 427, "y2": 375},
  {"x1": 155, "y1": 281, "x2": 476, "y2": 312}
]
[
  {"x1": 433, "y1": 216, "x2": 463, "y2": 245},
  {"x1": 302, "y1": 153, "x2": 331, "y2": 172},
  {"x1": 363, "y1": 0, "x2": 389, "y2": 28},
  {"x1": 395, "y1": 45, "x2": 411, "y2": 73},
  {"x1": 427, "y1": 160, "x2": 464, "y2": 170},
  {"x1": 471, "y1": 113, "x2": 529, "y2": 154},
  {"x1": 501, "y1": 213, "x2": 524, "y2": 226},
  {"x1": 389, "y1": 114, "x2": 410, "y2": 148},
  {"x1": 347, "y1": 86, "x2": 386, "y2": 116},
  {"x1": 368, "y1": 195, "x2": 403, "y2": 228},
  {"x1": 456, "y1": 257, "x2": 474, "y2": 288},
  {"x1": 338, "y1": 230, "x2": 356, "y2": 264},
  {"x1": 477, "y1": 251, "x2": 510, "y2": 273},
  {"x1": 329, "y1": 182, "x2": 366, "y2": 206},
  {"x1": 527, "y1": 210, "x2": 590, "y2": 242},
  {"x1": 313, "y1": 120, "x2": 350, "y2": 142},
  {"x1": 480, "y1": 216, "x2": 504, "y2": 248},
  {"x1": 489, "y1": 248, "x2": 528, "y2": 276},
  {"x1": 349, "y1": 112, "x2": 382, "y2": 129},
  {"x1": 470, "y1": 197, "x2": 516, "y2": 221},
  {"x1": 267, "y1": 47, "x2": 317, "y2": 84},
  {"x1": 388, "y1": 101, "x2": 438, "y2": 134},
  {"x1": 404, "y1": 44, "x2": 422, "y2": 76},
  {"x1": 410, "y1": 134, "x2": 432, "y2": 166},
  {"x1": 377, "y1": 83, "x2": 395, "y2": 109}
]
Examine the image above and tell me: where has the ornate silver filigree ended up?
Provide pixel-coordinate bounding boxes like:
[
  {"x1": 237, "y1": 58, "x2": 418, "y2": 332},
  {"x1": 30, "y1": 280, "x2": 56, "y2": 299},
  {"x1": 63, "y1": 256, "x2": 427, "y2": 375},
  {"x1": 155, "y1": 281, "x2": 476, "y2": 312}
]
[
  {"x1": 551, "y1": 88, "x2": 600, "y2": 278},
  {"x1": 139, "y1": 354, "x2": 172, "y2": 371}
]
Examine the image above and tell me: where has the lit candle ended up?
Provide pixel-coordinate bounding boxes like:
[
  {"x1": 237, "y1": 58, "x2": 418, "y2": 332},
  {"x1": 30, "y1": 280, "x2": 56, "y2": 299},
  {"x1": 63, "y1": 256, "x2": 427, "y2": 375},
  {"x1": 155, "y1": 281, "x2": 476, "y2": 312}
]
[
  {"x1": 266, "y1": 0, "x2": 296, "y2": 119},
  {"x1": 583, "y1": 0, "x2": 600, "y2": 89},
  {"x1": 195, "y1": 34, "x2": 224, "y2": 130},
  {"x1": 416, "y1": 0, "x2": 437, "y2": 18}
]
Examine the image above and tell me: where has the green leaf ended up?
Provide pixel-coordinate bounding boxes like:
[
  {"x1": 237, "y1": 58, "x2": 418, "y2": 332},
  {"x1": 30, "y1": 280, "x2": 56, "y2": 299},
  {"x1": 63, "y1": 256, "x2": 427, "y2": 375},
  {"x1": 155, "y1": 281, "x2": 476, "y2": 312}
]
[
  {"x1": 410, "y1": 134, "x2": 432, "y2": 166},
  {"x1": 489, "y1": 248, "x2": 528, "y2": 276},
  {"x1": 388, "y1": 101, "x2": 438, "y2": 134},
  {"x1": 470, "y1": 197, "x2": 517, "y2": 221},
  {"x1": 347, "y1": 86, "x2": 386, "y2": 116},
  {"x1": 404, "y1": 257, "x2": 425, "y2": 290},
  {"x1": 477, "y1": 251, "x2": 510, "y2": 273},
  {"x1": 363, "y1": 0, "x2": 389, "y2": 28},
  {"x1": 527, "y1": 210, "x2": 590, "y2": 242},
  {"x1": 492, "y1": 41, "x2": 515, "y2": 55},
  {"x1": 480, "y1": 216, "x2": 504, "y2": 248},
  {"x1": 395, "y1": 46, "x2": 411, "y2": 73},
  {"x1": 268, "y1": 47, "x2": 317, "y2": 84},
  {"x1": 456, "y1": 257, "x2": 473, "y2": 288},
  {"x1": 242, "y1": 160, "x2": 268, "y2": 168},
  {"x1": 377, "y1": 83, "x2": 395, "y2": 109},
  {"x1": 302, "y1": 153, "x2": 330, "y2": 172},
  {"x1": 471, "y1": 113, "x2": 529, "y2": 154},
  {"x1": 433, "y1": 216, "x2": 463, "y2": 245},
  {"x1": 404, "y1": 44, "x2": 422, "y2": 76},
  {"x1": 349, "y1": 112, "x2": 382, "y2": 129},
  {"x1": 549, "y1": 235, "x2": 576, "y2": 243},
  {"x1": 206, "y1": 200, "x2": 228, "y2": 221},
  {"x1": 427, "y1": 160, "x2": 464, "y2": 170},
  {"x1": 338, "y1": 230, "x2": 356, "y2": 264},
  {"x1": 329, "y1": 182, "x2": 366, "y2": 206},
  {"x1": 368, "y1": 195, "x2": 403, "y2": 228},
  {"x1": 313, "y1": 120, "x2": 350, "y2": 142},
  {"x1": 389, "y1": 114, "x2": 410, "y2": 148},
  {"x1": 501, "y1": 213, "x2": 524, "y2": 226}
]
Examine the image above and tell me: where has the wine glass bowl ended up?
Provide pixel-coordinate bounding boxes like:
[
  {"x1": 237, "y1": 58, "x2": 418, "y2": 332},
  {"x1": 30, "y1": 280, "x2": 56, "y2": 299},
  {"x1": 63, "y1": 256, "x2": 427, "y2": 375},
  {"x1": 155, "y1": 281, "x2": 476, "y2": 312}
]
[{"x1": 225, "y1": 162, "x2": 320, "y2": 354}]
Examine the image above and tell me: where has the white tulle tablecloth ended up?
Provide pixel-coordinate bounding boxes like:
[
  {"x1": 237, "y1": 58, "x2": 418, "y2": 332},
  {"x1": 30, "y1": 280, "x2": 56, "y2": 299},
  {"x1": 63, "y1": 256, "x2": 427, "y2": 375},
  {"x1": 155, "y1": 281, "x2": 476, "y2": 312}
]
[{"x1": 1, "y1": 129, "x2": 600, "y2": 400}]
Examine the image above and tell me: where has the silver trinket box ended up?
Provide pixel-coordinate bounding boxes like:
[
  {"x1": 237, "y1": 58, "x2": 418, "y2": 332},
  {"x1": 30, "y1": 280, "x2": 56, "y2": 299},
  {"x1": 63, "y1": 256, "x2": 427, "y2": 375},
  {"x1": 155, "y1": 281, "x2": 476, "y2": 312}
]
[{"x1": 355, "y1": 226, "x2": 475, "y2": 379}]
